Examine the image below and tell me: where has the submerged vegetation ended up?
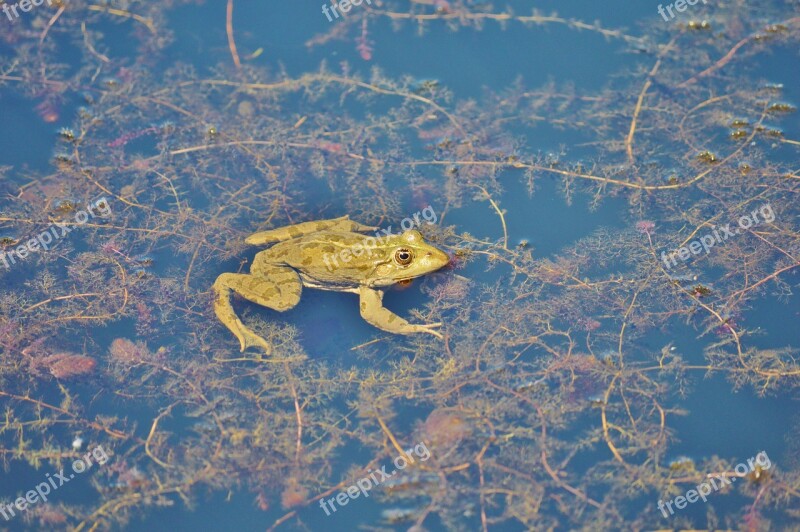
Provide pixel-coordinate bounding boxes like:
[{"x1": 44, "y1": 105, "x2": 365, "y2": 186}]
[{"x1": 0, "y1": 0, "x2": 799, "y2": 529}]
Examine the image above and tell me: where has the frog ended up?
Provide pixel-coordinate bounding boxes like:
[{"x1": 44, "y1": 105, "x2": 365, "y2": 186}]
[{"x1": 213, "y1": 215, "x2": 450, "y2": 354}]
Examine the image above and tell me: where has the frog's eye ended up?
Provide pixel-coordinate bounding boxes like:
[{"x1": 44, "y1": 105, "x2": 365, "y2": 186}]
[{"x1": 395, "y1": 248, "x2": 414, "y2": 266}]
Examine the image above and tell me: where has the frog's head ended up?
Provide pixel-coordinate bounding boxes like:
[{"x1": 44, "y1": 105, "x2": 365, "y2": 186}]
[{"x1": 372, "y1": 230, "x2": 450, "y2": 286}]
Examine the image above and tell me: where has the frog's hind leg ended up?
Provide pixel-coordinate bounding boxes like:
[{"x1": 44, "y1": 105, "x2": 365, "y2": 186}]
[
  {"x1": 245, "y1": 216, "x2": 378, "y2": 245},
  {"x1": 213, "y1": 265, "x2": 302, "y2": 353}
]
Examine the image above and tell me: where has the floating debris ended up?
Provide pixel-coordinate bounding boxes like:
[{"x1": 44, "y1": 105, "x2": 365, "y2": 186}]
[
  {"x1": 280, "y1": 477, "x2": 308, "y2": 509},
  {"x1": 382, "y1": 472, "x2": 439, "y2": 495},
  {"x1": 692, "y1": 284, "x2": 712, "y2": 297},
  {"x1": 109, "y1": 338, "x2": 153, "y2": 365},
  {"x1": 696, "y1": 150, "x2": 718, "y2": 164},
  {"x1": 587, "y1": 393, "x2": 607, "y2": 407},
  {"x1": 668, "y1": 456, "x2": 696, "y2": 471},
  {"x1": 422, "y1": 409, "x2": 472, "y2": 448},
  {"x1": 37, "y1": 354, "x2": 97, "y2": 379},
  {"x1": 52, "y1": 198, "x2": 79, "y2": 214},
  {"x1": 766, "y1": 102, "x2": 796, "y2": 114},
  {"x1": 0, "y1": 235, "x2": 20, "y2": 248},
  {"x1": 686, "y1": 20, "x2": 711, "y2": 30},
  {"x1": 381, "y1": 507, "x2": 420, "y2": 524},
  {"x1": 57, "y1": 127, "x2": 76, "y2": 142}
]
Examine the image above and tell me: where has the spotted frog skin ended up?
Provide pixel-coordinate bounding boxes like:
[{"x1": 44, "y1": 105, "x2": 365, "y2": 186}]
[{"x1": 213, "y1": 216, "x2": 450, "y2": 354}]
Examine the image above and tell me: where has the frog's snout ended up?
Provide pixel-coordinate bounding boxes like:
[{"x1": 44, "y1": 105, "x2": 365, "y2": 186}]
[{"x1": 424, "y1": 248, "x2": 451, "y2": 269}]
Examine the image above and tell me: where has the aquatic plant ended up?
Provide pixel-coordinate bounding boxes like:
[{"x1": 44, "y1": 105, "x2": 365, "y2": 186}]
[{"x1": 0, "y1": 0, "x2": 798, "y2": 530}]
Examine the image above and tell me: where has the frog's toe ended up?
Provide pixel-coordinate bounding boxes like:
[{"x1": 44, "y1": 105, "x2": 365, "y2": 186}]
[
  {"x1": 421, "y1": 322, "x2": 444, "y2": 339},
  {"x1": 240, "y1": 331, "x2": 273, "y2": 355}
]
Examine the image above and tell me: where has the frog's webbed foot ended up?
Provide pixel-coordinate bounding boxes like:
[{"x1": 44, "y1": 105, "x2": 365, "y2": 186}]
[
  {"x1": 358, "y1": 286, "x2": 444, "y2": 340},
  {"x1": 213, "y1": 268, "x2": 302, "y2": 353},
  {"x1": 245, "y1": 216, "x2": 378, "y2": 245}
]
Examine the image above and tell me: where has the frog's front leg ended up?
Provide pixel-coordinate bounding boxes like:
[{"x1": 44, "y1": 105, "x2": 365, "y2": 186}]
[
  {"x1": 213, "y1": 263, "x2": 302, "y2": 353},
  {"x1": 358, "y1": 286, "x2": 443, "y2": 339}
]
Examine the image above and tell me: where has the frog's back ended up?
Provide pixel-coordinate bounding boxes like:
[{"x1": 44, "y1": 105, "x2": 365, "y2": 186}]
[
  {"x1": 244, "y1": 216, "x2": 377, "y2": 245},
  {"x1": 267, "y1": 231, "x2": 389, "y2": 282}
]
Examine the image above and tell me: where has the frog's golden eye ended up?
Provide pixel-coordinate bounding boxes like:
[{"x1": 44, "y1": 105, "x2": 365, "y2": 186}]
[{"x1": 395, "y1": 248, "x2": 414, "y2": 266}]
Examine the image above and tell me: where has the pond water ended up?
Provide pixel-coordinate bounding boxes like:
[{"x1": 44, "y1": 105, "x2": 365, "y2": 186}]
[{"x1": 1, "y1": 0, "x2": 799, "y2": 530}]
